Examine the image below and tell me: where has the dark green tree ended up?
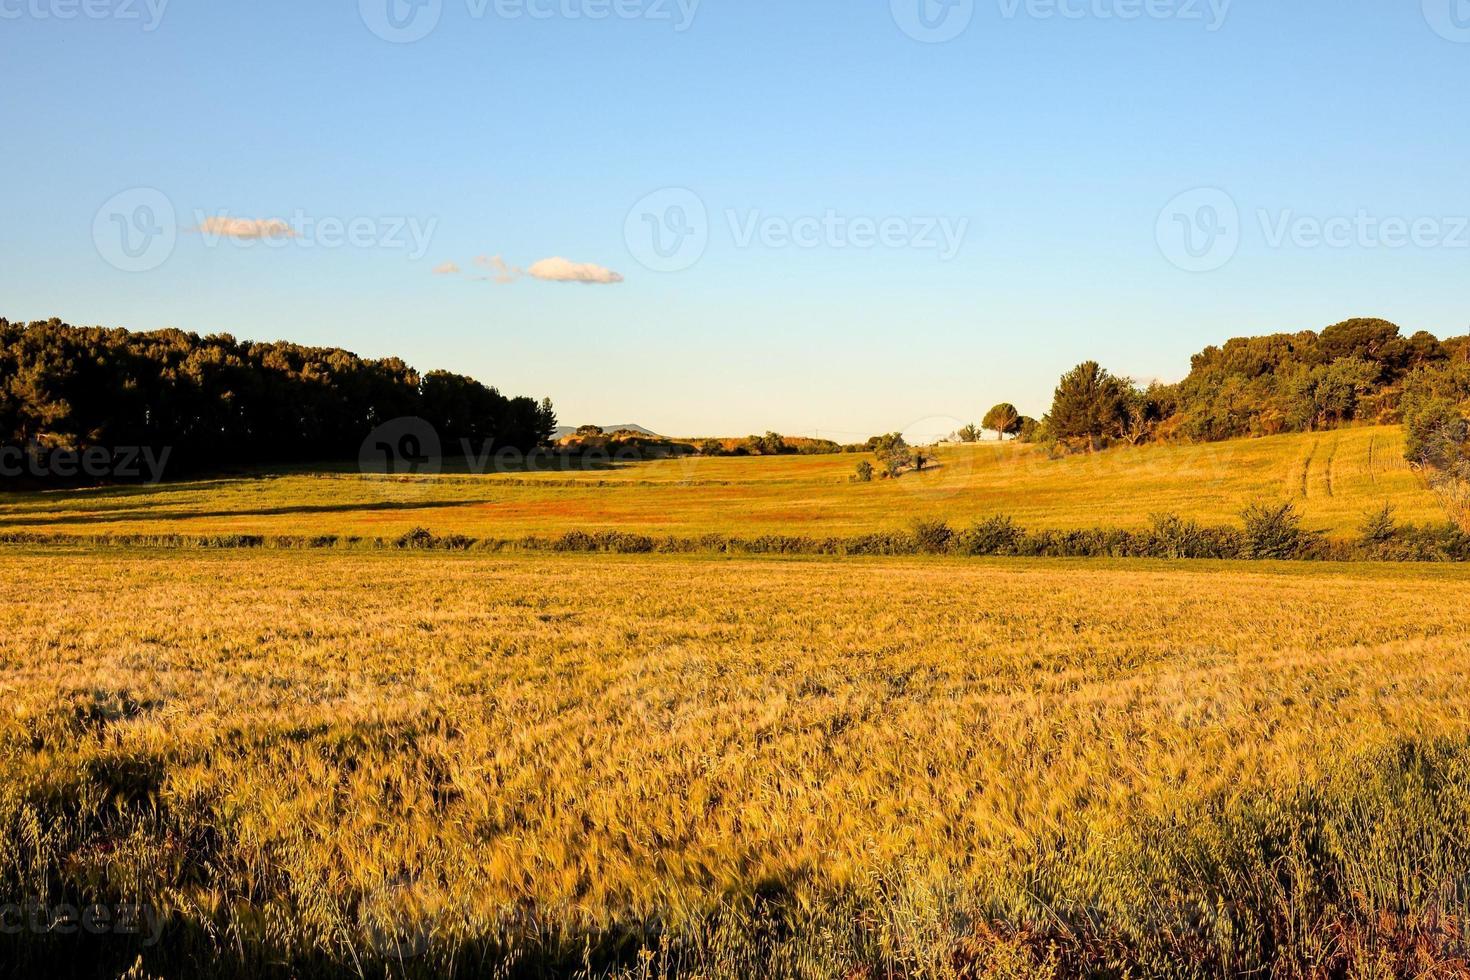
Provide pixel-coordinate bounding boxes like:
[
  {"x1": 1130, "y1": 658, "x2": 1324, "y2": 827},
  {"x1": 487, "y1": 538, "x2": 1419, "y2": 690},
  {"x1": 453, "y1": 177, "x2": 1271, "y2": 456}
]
[
  {"x1": 1043, "y1": 362, "x2": 1127, "y2": 451},
  {"x1": 981, "y1": 403, "x2": 1022, "y2": 441}
]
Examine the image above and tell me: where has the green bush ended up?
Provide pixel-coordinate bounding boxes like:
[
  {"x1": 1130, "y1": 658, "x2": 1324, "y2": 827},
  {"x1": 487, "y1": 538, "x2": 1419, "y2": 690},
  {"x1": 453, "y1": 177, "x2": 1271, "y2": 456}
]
[
  {"x1": 845, "y1": 532, "x2": 918, "y2": 556},
  {"x1": 1145, "y1": 513, "x2": 1243, "y2": 559},
  {"x1": 1358, "y1": 503, "x2": 1398, "y2": 549},
  {"x1": 1402, "y1": 394, "x2": 1468, "y2": 468},
  {"x1": 1240, "y1": 502, "x2": 1306, "y2": 560},
  {"x1": 394, "y1": 527, "x2": 437, "y2": 549},
  {"x1": 909, "y1": 519, "x2": 954, "y2": 554},
  {"x1": 955, "y1": 516, "x2": 1024, "y2": 556}
]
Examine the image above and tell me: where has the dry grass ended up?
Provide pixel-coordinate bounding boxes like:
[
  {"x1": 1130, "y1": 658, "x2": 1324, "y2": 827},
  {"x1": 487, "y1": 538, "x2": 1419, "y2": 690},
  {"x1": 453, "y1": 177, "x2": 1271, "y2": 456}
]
[
  {"x1": 0, "y1": 426, "x2": 1444, "y2": 541},
  {"x1": 5, "y1": 548, "x2": 1470, "y2": 977}
]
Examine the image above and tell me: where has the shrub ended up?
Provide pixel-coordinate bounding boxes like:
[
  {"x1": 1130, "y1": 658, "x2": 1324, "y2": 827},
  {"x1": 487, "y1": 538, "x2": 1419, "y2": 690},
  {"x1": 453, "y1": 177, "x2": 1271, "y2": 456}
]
[
  {"x1": 598, "y1": 532, "x2": 655, "y2": 554},
  {"x1": 394, "y1": 527, "x2": 437, "y2": 549},
  {"x1": 955, "y1": 515, "x2": 1024, "y2": 556},
  {"x1": 552, "y1": 530, "x2": 598, "y2": 552},
  {"x1": 845, "y1": 532, "x2": 918, "y2": 556},
  {"x1": 1146, "y1": 513, "x2": 1242, "y2": 560},
  {"x1": 1240, "y1": 502, "x2": 1305, "y2": 560},
  {"x1": 1393, "y1": 522, "x2": 1470, "y2": 562},
  {"x1": 744, "y1": 432, "x2": 790, "y2": 456},
  {"x1": 1147, "y1": 513, "x2": 1199, "y2": 559},
  {"x1": 1402, "y1": 395, "x2": 1468, "y2": 468},
  {"x1": 909, "y1": 519, "x2": 954, "y2": 554},
  {"x1": 1358, "y1": 503, "x2": 1398, "y2": 548},
  {"x1": 870, "y1": 433, "x2": 913, "y2": 478},
  {"x1": 1036, "y1": 527, "x2": 1135, "y2": 558},
  {"x1": 852, "y1": 461, "x2": 874, "y2": 483}
]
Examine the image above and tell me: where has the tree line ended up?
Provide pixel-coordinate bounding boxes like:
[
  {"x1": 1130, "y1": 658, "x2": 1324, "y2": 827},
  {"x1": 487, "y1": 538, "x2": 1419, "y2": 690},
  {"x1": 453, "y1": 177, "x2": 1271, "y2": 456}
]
[
  {"x1": 968, "y1": 319, "x2": 1470, "y2": 467},
  {"x1": 0, "y1": 318, "x2": 557, "y2": 482}
]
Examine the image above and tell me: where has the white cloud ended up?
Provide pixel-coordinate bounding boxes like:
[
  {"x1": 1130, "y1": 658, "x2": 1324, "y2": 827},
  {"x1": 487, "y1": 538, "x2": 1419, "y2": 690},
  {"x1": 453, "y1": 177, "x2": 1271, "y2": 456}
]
[
  {"x1": 439, "y1": 254, "x2": 626, "y2": 285},
  {"x1": 527, "y1": 257, "x2": 624, "y2": 284},
  {"x1": 194, "y1": 216, "x2": 295, "y2": 240},
  {"x1": 472, "y1": 254, "x2": 523, "y2": 284}
]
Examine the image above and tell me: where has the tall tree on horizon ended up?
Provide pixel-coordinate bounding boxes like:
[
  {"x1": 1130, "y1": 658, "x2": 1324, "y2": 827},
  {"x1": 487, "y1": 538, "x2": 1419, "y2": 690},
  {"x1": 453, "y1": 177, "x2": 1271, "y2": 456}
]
[
  {"x1": 1045, "y1": 361, "x2": 1128, "y2": 452},
  {"x1": 982, "y1": 403, "x2": 1022, "y2": 441}
]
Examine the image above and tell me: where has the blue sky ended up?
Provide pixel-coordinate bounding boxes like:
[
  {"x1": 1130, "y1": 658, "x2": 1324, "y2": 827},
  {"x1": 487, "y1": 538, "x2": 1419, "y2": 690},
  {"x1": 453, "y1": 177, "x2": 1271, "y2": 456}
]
[{"x1": 4, "y1": 0, "x2": 1469, "y2": 437}]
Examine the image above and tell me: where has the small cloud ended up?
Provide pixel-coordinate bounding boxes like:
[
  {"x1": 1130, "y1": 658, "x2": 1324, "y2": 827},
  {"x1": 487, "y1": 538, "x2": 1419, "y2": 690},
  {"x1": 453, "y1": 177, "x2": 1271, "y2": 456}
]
[
  {"x1": 527, "y1": 257, "x2": 624, "y2": 285},
  {"x1": 194, "y1": 216, "x2": 296, "y2": 240},
  {"x1": 472, "y1": 254, "x2": 523, "y2": 284},
  {"x1": 447, "y1": 254, "x2": 625, "y2": 285},
  {"x1": 433, "y1": 260, "x2": 461, "y2": 275}
]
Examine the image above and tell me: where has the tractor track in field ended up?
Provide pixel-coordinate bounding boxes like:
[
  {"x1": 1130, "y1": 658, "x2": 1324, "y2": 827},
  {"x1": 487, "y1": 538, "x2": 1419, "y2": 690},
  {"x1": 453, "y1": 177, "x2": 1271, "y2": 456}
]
[
  {"x1": 1297, "y1": 440, "x2": 1317, "y2": 498},
  {"x1": 1323, "y1": 437, "x2": 1339, "y2": 497}
]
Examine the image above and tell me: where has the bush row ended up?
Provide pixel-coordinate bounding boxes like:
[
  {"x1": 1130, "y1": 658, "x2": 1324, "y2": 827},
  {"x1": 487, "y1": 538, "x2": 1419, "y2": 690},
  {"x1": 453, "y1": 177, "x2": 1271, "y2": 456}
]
[{"x1": 3, "y1": 505, "x2": 1469, "y2": 561}]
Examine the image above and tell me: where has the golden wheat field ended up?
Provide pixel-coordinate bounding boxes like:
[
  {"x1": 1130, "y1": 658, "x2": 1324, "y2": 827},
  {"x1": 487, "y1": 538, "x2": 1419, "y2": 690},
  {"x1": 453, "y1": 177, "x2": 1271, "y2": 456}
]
[
  {"x1": 6, "y1": 546, "x2": 1470, "y2": 978},
  {"x1": 0, "y1": 426, "x2": 1443, "y2": 541}
]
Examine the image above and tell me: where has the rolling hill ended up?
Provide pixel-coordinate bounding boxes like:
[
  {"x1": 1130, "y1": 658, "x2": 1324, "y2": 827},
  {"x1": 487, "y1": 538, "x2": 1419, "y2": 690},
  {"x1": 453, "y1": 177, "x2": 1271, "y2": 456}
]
[{"x1": 0, "y1": 425, "x2": 1447, "y2": 542}]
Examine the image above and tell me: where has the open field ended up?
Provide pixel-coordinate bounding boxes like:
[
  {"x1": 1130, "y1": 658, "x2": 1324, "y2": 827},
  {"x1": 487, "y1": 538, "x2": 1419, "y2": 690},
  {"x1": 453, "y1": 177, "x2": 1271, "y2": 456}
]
[
  {"x1": 0, "y1": 427, "x2": 1446, "y2": 542},
  {"x1": 7, "y1": 547, "x2": 1470, "y2": 977}
]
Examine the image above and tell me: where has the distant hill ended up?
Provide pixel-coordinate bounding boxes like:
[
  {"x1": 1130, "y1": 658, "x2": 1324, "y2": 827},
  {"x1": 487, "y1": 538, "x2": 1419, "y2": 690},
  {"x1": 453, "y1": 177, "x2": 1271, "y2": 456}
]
[{"x1": 554, "y1": 424, "x2": 662, "y2": 438}]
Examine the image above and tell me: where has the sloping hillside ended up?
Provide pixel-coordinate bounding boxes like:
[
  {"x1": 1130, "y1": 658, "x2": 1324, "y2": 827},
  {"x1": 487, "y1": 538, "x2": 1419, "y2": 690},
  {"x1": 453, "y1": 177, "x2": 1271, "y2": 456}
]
[{"x1": 0, "y1": 426, "x2": 1445, "y2": 541}]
